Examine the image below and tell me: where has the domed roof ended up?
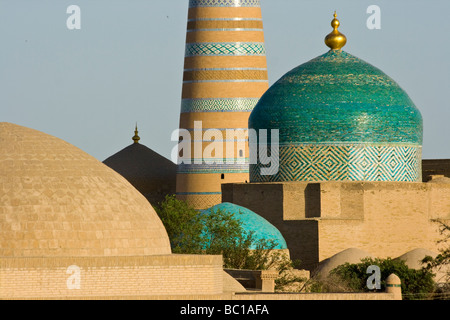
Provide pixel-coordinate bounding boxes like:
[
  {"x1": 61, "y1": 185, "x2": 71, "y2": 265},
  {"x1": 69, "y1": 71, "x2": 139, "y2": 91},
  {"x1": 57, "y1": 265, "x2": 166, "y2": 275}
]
[
  {"x1": 395, "y1": 248, "x2": 450, "y2": 283},
  {"x1": 315, "y1": 248, "x2": 373, "y2": 278},
  {"x1": 395, "y1": 248, "x2": 438, "y2": 270},
  {"x1": 104, "y1": 144, "x2": 176, "y2": 182},
  {"x1": 103, "y1": 129, "x2": 176, "y2": 206},
  {"x1": 426, "y1": 175, "x2": 450, "y2": 184},
  {"x1": 249, "y1": 14, "x2": 423, "y2": 183},
  {"x1": 202, "y1": 202, "x2": 287, "y2": 250},
  {"x1": 249, "y1": 50, "x2": 422, "y2": 146},
  {"x1": 0, "y1": 122, "x2": 172, "y2": 257}
]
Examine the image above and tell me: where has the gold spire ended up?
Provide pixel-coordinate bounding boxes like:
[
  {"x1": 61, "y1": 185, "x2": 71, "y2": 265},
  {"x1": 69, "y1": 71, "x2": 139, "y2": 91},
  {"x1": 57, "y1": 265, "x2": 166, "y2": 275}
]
[
  {"x1": 325, "y1": 11, "x2": 347, "y2": 50},
  {"x1": 132, "y1": 123, "x2": 140, "y2": 144}
]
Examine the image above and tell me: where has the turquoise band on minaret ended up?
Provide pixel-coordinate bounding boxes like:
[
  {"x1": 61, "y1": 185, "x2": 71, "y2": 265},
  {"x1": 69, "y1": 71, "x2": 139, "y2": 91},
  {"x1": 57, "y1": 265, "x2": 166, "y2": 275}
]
[{"x1": 185, "y1": 42, "x2": 266, "y2": 57}]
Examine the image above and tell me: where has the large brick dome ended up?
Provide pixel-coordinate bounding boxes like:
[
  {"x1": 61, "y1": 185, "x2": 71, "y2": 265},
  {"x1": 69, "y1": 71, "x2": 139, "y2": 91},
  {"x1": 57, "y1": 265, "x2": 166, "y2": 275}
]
[{"x1": 0, "y1": 122, "x2": 171, "y2": 257}]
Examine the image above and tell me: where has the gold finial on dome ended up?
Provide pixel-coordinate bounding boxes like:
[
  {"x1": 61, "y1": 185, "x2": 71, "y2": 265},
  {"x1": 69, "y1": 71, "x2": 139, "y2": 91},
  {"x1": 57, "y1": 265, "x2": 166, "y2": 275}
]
[
  {"x1": 132, "y1": 123, "x2": 140, "y2": 144},
  {"x1": 325, "y1": 11, "x2": 347, "y2": 50}
]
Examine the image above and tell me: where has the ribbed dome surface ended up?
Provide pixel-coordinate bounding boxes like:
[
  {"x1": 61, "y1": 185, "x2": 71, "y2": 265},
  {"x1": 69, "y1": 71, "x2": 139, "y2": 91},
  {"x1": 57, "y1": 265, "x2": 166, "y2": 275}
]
[
  {"x1": 0, "y1": 122, "x2": 172, "y2": 257},
  {"x1": 249, "y1": 50, "x2": 423, "y2": 182}
]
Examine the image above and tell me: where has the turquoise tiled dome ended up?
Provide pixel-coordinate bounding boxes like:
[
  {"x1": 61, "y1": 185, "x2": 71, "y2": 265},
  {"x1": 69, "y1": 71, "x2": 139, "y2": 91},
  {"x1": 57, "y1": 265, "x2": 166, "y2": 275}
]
[
  {"x1": 249, "y1": 50, "x2": 423, "y2": 182},
  {"x1": 202, "y1": 202, "x2": 287, "y2": 250}
]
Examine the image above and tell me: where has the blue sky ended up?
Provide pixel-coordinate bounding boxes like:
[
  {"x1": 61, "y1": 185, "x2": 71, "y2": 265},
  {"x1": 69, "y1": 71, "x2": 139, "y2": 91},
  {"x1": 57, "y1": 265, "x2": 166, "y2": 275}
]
[{"x1": 1, "y1": 0, "x2": 449, "y2": 161}]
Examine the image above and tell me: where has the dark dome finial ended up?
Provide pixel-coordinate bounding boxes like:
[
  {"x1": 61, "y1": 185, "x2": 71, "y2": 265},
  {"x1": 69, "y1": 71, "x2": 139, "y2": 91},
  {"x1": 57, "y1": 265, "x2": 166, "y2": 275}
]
[{"x1": 132, "y1": 123, "x2": 140, "y2": 144}]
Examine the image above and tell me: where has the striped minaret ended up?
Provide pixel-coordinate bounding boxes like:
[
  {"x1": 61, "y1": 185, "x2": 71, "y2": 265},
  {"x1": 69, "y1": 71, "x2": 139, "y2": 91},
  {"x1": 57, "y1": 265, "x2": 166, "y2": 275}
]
[{"x1": 176, "y1": 0, "x2": 269, "y2": 209}]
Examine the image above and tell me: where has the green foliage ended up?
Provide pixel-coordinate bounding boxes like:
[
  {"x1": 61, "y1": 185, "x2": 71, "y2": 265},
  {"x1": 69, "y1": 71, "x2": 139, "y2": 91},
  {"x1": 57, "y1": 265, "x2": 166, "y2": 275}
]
[
  {"x1": 274, "y1": 259, "x2": 308, "y2": 292},
  {"x1": 422, "y1": 219, "x2": 450, "y2": 278},
  {"x1": 305, "y1": 219, "x2": 450, "y2": 299},
  {"x1": 305, "y1": 272, "x2": 357, "y2": 293},
  {"x1": 154, "y1": 195, "x2": 203, "y2": 254},
  {"x1": 200, "y1": 206, "x2": 256, "y2": 269},
  {"x1": 155, "y1": 195, "x2": 291, "y2": 271},
  {"x1": 422, "y1": 219, "x2": 450, "y2": 299},
  {"x1": 324, "y1": 257, "x2": 436, "y2": 300}
]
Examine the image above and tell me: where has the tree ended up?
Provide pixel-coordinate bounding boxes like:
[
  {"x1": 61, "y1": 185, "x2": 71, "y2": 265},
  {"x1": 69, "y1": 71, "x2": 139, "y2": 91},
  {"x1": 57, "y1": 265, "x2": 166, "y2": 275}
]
[
  {"x1": 422, "y1": 219, "x2": 450, "y2": 299},
  {"x1": 310, "y1": 257, "x2": 436, "y2": 300},
  {"x1": 154, "y1": 195, "x2": 292, "y2": 271},
  {"x1": 154, "y1": 195, "x2": 204, "y2": 254},
  {"x1": 201, "y1": 206, "x2": 283, "y2": 269},
  {"x1": 423, "y1": 219, "x2": 450, "y2": 277}
]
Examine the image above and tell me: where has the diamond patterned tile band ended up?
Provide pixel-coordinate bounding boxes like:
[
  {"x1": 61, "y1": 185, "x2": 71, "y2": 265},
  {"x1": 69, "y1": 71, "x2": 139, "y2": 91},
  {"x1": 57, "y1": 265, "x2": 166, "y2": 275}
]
[
  {"x1": 181, "y1": 98, "x2": 260, "y2": 113},
  {"x1": 181, "y1": 158, "x2": 249, "y2": 163},
  {"x1": 189, "y1": 0, "x2": 261, "y2": 7},
  {"x1": 178, "y1": 163, "x2": 249, "y2": 174},
  {"x1": 185, "y1": 42, "x2": 266, "y2": 57},
  {"x1": 250, "y1": 145, "x2": 422, "y2": 182}
]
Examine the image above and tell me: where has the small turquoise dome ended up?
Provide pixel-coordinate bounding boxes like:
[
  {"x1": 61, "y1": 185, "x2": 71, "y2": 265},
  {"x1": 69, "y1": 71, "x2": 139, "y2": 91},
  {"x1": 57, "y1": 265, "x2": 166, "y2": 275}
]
[
  {"x1": 249, "y1": 50, "x2": 423, "y2": 182},
  {"x1": 202, "y1": 202, "x2": 287, "y2": 250}
]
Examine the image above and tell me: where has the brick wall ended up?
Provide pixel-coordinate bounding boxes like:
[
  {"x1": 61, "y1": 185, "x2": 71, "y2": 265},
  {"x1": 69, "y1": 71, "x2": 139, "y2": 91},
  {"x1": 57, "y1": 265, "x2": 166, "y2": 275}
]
[
  {"x1": 0, "y1": 255, "x2": 223, "y2": 299},
  {"x1": 317, "y1": 182, "x2": 450, "y2": 262},
  {"x1": 222, "y1": 181, "x2": 450, "y2": 271}
]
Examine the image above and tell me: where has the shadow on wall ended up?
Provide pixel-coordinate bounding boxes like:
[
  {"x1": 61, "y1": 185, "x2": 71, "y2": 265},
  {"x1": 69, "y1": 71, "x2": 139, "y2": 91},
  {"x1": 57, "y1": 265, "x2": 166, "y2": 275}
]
[
  {"x1": 422, "y1": 159, "x2": 450, "y2": 182},
  {"x1": 305, "y1": 183, "x2": 321, "y2": 218}
]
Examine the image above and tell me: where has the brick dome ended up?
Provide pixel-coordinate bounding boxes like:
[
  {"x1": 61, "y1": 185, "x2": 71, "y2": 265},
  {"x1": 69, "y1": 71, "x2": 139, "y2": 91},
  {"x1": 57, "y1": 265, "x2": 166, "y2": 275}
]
[{"x1": 0, "y1": 122, "x2": 171, "y2": 257}]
